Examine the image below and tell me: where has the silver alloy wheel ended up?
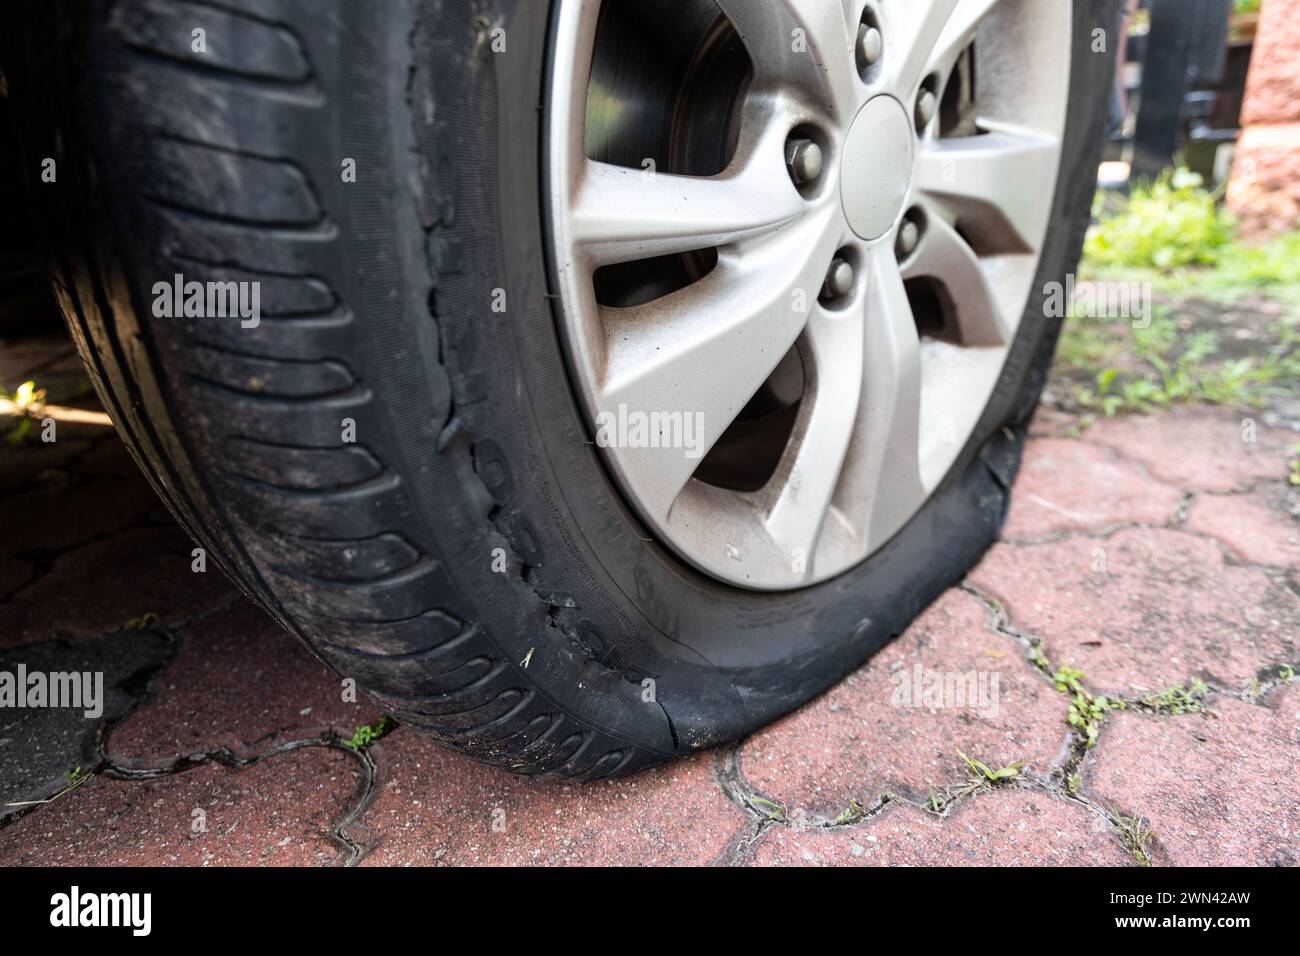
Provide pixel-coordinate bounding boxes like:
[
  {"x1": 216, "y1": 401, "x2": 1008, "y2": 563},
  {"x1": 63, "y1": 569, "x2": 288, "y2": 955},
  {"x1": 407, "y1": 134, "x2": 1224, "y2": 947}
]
[{"x1": 546, "y1": 0, "x2": 1071, "y2": 590}]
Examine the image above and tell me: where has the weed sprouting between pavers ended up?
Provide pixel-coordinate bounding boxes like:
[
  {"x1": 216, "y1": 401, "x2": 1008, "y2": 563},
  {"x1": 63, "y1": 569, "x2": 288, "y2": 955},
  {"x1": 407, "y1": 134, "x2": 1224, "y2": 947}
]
[
  {"x1": 923, "y1": 751, "x2": 1026, "y2": 816},
  {"x1": 1028, "y1": 645, "x2": 1123, "y2": 750},
  {"x1": 1133, "y1": 678, "x2": 1211, "y2": 716},
  {"x1": 1109, "y1": 808, "x2": 1155, "y2": 867},
  {"x1": 342, "y1": 715, "x2": 393, "y2": 750}
]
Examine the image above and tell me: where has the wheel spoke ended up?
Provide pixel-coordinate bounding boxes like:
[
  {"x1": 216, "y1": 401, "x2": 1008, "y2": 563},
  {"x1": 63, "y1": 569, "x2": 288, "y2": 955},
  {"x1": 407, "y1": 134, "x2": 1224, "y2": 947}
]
[
  {"x1": 930, "y1": 0, "x2": 1002, "y2": 80},
  {"x1": 714, "y1": 0, "x2": 859, "y2": 117},
  {"x1": 902, "y1": 213, "x2": 1009, "y2": 346},
  {"x1": 914, "y1": 130, "x2": 1059, "y2": 253},
  {"x1": 834, "y1": 246, "x2": 925, "y2": 548},
  {"x1": 598, "y1": 209, "x2": 842, "y2": 524},
  {"x1": 878, "y1": 0, "x2": 1005, "y2": 94},
  {"x1": 572, "y1": 157, "x2": 803, "y2": 267},
  {"x1": 878, "y1": 0, "x2": 957, "y2": 93},
  {"x1": 763, "y1": 307, "x2": 865, "y2": 580}
]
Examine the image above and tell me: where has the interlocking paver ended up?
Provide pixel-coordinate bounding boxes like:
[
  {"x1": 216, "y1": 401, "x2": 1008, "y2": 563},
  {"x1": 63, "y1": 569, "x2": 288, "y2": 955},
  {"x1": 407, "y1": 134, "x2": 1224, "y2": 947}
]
[
  {"x1": 969, "y1": 527, "x2": 1298, "y2": 698},
  {"x1": 1086, "y1": 406, "x2": 1293, "y2": 493},
  {"x1": 748, "y1": 789, "x2": 1132, "y2": 866},
  {"x1": 1001, "y1": 437, "x2": 1183, "y2": 540},
  {"x1": 0, "y1": 475, "x2": 162, "y2": 556},
  {"x1": 107, "y1": 600, "x2": 376, "y2": 769},
  {"x1": 0, "y1": 525, "x2": 237, "y2": 648},
  {"x1": 738, "y1": 589, "x2": 1067, "y2": 819},
  {"x1": 1186, "y1": 486, "x2": 1299, "y2": 569},
  {"x1": 1081, "y1": 689, "x2": 1300, "y2": 866},
  {"x1": 0, "y1": 746, "x2": 362, "y2": 866},
  {"x1": 3, "y1": 320, "x2": 1298, "y2": 865},
  {"x1": 359, "y1": 728, "x2": 747, "y2": 866}
]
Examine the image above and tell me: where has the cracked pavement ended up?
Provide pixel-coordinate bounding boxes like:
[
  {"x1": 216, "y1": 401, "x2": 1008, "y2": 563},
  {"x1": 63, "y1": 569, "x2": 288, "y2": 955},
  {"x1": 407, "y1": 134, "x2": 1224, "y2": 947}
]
[{"x1": 1, "y1": 331, "x2": 1297, "y2": 866}]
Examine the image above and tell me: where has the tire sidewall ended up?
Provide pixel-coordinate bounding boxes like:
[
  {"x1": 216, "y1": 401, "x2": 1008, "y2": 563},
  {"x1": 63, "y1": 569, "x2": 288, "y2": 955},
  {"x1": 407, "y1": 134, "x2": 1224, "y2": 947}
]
[{"x1": 377, "y1": 0, "x2": 1122, "y2": 749}]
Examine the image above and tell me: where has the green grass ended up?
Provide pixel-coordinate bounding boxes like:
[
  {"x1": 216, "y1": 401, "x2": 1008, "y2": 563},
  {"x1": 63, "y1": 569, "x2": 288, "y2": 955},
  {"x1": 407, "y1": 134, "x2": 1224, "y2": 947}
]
[
  {"x1": 1067, "y1": 324, "x2": 1299, "y2": 416},
  {"x1": 833, "y1": 798, "x2": 866, "y2": 826},
  {"x1": 1053, "y1": 665, "x2": 1122, "y2": 749},
  {"x1": 924, "y1": 752, "x2": 1025, "y2": 815},
  {"x1": 1085, "y1": 169, "x2": 1233, "y2": 271},
  {"x1": 1086, "y1": 233, "x2": 1300, "y2": 306},
  {"x1": 1083, "y1": 167, "x2": 1300, "y2": 298},
  {"x1": 1059, "y1": 172, "x2": 1300, "y2": 416}
]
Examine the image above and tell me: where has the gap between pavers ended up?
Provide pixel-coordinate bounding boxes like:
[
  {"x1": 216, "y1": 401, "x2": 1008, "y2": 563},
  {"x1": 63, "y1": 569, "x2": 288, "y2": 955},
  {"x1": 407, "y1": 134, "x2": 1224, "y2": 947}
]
[
  {"x1": 1083, "y1": 406, "x2": 1294, "y2": 495},
  {"x1": 358, "y1": 727, "x2": 748, "y2": 866},
  {"x1": 745, "y1": 787, "x2": 1133, "y2": 867},
  {"x1": 0, "y1": 524, "x2": 238, "y2": 649},
  {"x1": 105, "y1": 599, "x2": 378, "y2": 770},
  {"x1": 734, "y1": 589, "x2": 1070, "y2": 824},
  {"x1": 0, "y1": 744, "x2": 365, "y2": 866},
  {"x1": 1078, "y1": 686, "x2": 1300, "y2": 867},
  {"x1": 1001, "y1": 436, "x2": 1184, "y2": 542},
  {"x1": 968, "y1": 527, "x2": 1298, "y2": 700}
]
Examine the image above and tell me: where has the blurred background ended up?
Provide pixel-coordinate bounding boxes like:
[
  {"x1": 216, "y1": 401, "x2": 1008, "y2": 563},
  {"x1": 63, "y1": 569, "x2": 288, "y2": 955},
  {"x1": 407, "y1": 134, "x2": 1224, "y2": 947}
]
[{"x1": 1051, "y1": 0, "x2": 1299, "y2": 427}]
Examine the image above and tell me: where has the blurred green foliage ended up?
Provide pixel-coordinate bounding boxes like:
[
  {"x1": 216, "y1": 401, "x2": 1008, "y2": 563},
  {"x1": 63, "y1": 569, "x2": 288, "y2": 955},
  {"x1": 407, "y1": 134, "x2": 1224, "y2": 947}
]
[
  {"x1": 1057, "y1": 168, "x2": 1300, "y2": 417},
  {"x1": 1083, "y1": 167, "x2": 1300, "y2": 297},
  {"x1": 1085, "y1": 169, "x2": 1233, "y2": 270}
]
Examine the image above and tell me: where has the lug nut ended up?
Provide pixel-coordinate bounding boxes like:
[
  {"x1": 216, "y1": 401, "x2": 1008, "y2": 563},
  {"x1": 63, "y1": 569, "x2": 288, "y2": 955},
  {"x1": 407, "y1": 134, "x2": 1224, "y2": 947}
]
[
  {"x1": 915, "y1": 89, "x2": 937, "y2": 130},
  {"x1": 857, "y1": 24, "x2": 883, "y2": 70},
  {"x1": 822, "y1": 258, "x2": 855, "y2": 300},
  {"x1": 896, "y1": 219, "x2": 920, "y2": 260},
  {"x1": 785, "y1": 138, "x2": 823, "y2": 186}
]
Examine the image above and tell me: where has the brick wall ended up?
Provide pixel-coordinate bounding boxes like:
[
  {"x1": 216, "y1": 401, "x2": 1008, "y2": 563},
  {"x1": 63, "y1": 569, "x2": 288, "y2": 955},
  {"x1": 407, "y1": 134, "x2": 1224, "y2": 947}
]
[{"x1": 1226, "y1": 0, "x2": 1300, "y2": 240}]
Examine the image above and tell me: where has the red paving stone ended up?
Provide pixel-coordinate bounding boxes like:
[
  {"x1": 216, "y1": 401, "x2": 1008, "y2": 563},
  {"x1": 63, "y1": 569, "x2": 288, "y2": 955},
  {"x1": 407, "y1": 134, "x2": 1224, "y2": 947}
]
[
  {"x1": 738, "y1": 589, "x2": 1068, "y2": 819},
  {"x1": 969, "y1": 527, "x2": 1299, "y2": 698},
  {"x1": 0, "y1": 746, "x2": 363, "y2": 866},
  {"x1": 0, "y1": 475, "x2": 162, "y2": 556},
  {"x1": 108, "y1": 600, "x2": 377, "y2": 769},
  {"x1": 749, "y1": 789, "x2": 1132, "y2": 866},
  {"x1": 0, "y1": 524, "x2": 237, "y2": 648},
  {"x1": 1186, "y1": 487, "x2": 1300, "y2": 569},
  {"x1": 0, "y1": 557, "x2": 37, "y2": 598},
  {"x1": 1001, "y1": 437, "x2": 1183, "y2": 540},
  {"x1": 359, "y1": 728, "x2": 746, "y2": 866},
  {"x1": 1081, "y1": 689, "x2": 1300, "y2": 866},
  {"x1": 1086, "y1": 407, "x2": 1293, "y2": 493},
  {"x1": 0, "y1": 429, "x2": 102, "y2": 497},
  {"x1": 0, "y1": 332, "x2": 75, "y2": 386},
  {"x1": 77, "y1": 436, "x2": 150, "y2": 479}
]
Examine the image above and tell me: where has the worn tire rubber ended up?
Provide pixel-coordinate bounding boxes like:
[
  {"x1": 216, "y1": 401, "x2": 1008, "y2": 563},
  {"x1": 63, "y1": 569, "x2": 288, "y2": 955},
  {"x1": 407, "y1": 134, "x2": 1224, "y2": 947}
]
[{"x1": 3, "y1": 0, "x2": 1122, "y2": 778}]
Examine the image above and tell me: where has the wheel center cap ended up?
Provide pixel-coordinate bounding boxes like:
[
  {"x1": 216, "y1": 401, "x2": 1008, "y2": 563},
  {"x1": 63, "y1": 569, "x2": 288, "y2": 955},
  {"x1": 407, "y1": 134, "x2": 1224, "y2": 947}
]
[{"x1": 840, "y1": 95, "x2": 915, "y2": 241}]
